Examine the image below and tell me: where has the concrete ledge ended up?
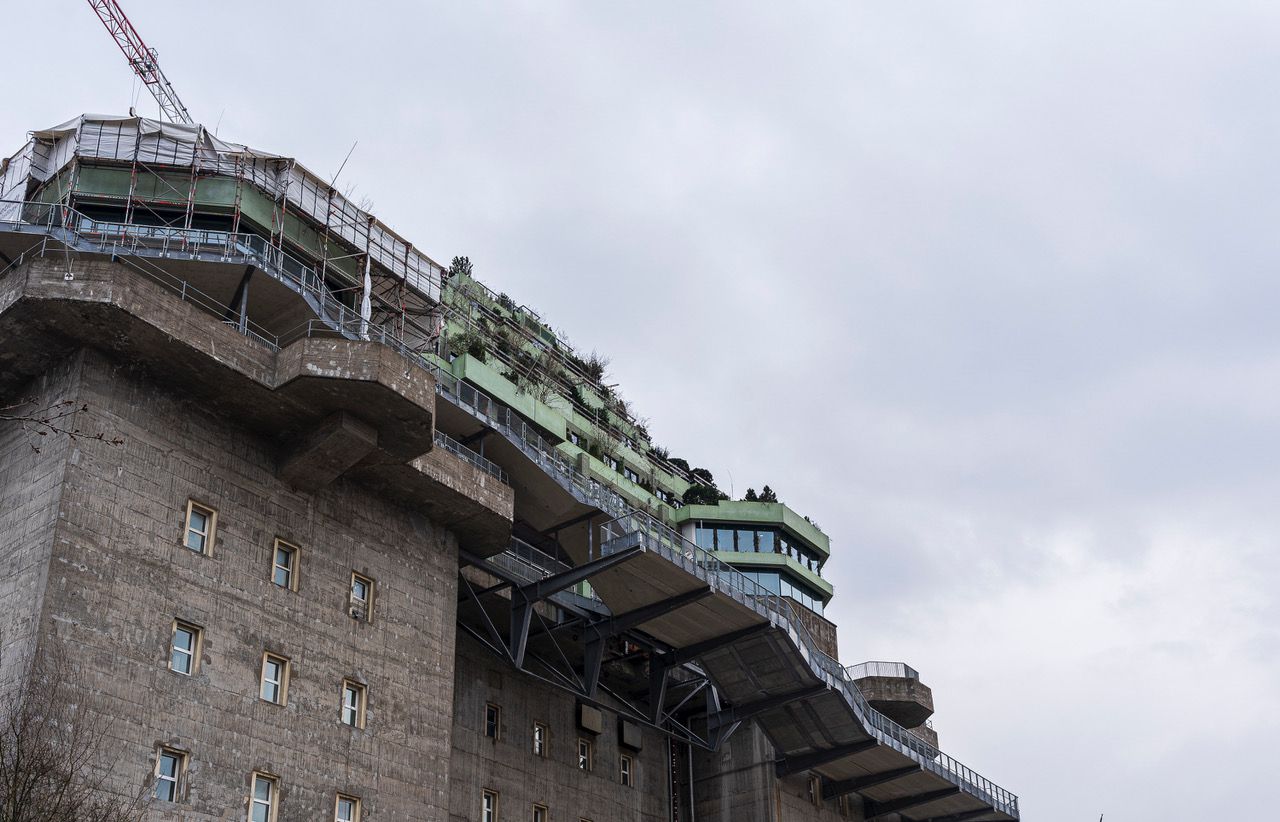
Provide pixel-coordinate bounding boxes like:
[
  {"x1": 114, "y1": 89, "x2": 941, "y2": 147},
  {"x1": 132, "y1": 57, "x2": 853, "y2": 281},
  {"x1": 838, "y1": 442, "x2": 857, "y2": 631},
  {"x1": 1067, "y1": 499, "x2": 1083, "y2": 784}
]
[
  {"x1": 0, "y1": 258, "x2": 512, "y2": 547},
  {"x1": 853, "y1": 674, "x2": 935, "y2": 729}
]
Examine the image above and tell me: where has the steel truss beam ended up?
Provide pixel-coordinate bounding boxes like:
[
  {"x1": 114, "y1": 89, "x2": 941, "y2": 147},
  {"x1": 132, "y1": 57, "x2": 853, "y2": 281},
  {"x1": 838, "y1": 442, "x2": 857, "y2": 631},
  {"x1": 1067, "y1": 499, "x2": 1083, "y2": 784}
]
[
  {"x1": 821, "y1": 764, "x2": 920, "y2": 798},
  {"x1": 708, "y1": 684, "x2": 827, "y2": 734},
  {"x1": 776, "y1": 739, "x2": 881, "y2": 778},
  {"x1": 921, "y1": 810, "x2": 997, "y2": 822},
  {"x1": 510, "y1": 545, "x2": 644, "y2": 667},
  {"x1": 865, "y1": 787, "x2": 961, "y2": 820}
]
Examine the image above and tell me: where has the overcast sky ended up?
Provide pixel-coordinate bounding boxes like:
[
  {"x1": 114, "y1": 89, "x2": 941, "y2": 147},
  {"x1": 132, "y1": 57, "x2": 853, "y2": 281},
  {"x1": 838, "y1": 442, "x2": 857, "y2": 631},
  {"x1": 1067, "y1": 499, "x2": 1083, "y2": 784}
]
[{"x1": 6, "y1": 2, "x2": 1279, "y2": 819}]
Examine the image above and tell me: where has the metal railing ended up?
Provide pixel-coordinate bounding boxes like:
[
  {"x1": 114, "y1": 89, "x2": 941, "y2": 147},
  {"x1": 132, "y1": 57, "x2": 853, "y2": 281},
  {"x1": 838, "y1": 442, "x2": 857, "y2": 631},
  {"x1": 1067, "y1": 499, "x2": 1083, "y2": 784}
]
[
  {"x1": 433, "y1": 431, "x2": 509, "y2": 484},
  {"x1": 846, "y1": 661, "x2": 921, "y2": 681},
  {"x1": 600, "y1": 511, "x2": 1019, "y2": 817},
  {"x1": 0, "y1": 200, "x2": 1016, "y2": 817}
]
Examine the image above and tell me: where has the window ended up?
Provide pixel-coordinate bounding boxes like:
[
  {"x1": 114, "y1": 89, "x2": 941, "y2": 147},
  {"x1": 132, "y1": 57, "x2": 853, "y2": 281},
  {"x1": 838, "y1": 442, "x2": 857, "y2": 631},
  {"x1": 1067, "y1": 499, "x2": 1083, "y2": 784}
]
[
  {"x1": 577, "y1": 738, "x2": 592, "y2": 772},
  {"x1": 532, "y1": 722, "x2": 547, "y2": 757},
  {"x1": 532, "y1": 804, "x2": 547, "y2": 822},
  {"x1": 335, "y1": 794, "x2": 361, "y2": 822},
  {"x1": 808, "y1": 775, "x2": 821, "y2": 808},
  {"x1": 603, "y1": 454, "x2": 620, "y2": 472},
  {"x1": 341, "y1": 680, "x2": 366, "y2": 728},
  {"x1": 482, "y1": 789, "x2": 499, "y2": 822},
  {"x1": 169, "y1": 620, "x2": 201, "y2": 675},
  {"x1": 350, "y1": 572, "x2": 374, "y2": 620},
  {"x1": 183, "y1": 500, "x2": 216, "y2": 554},
  {"x1": 622, "y1": 465, "x2": 641, "y2": 484},
  {"x1": 154, "y1": 748, "x2": 185, "y2": 802},
  {"x1": 484, "y1": 703, "x2": 501, "y2": 739},
  {"x1": 259, "y1": 653, "x2": 289, "y2": 705},
  {"x1": 568, "y1": 430, "x2": 582, "y2": 446},
  {"x1": 272, "y1": 540, "x2": 298, "y2": 590},
  {"x1": 250, "y1": 773, "x2": 278, "y2": 822},
  {"x1": 620, "y1": 754, "x2": 633, "y2": 787}
]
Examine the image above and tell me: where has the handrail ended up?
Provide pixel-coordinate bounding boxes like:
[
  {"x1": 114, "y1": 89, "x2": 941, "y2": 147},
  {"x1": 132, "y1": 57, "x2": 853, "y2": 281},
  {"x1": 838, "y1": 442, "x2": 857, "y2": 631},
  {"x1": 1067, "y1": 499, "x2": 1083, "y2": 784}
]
[
  {"x1": 846, "y1": 661, "x2": 921, "y2": 681},
  {"x1": 433, "y1": 430, "x2": 509, "y2": 484},
  {"x1": 598, "y1": 510, "x2": 1019, "y2": 816},
  {"x1": 0, "y1": 199, "x2": 1016, "y2": 817}
]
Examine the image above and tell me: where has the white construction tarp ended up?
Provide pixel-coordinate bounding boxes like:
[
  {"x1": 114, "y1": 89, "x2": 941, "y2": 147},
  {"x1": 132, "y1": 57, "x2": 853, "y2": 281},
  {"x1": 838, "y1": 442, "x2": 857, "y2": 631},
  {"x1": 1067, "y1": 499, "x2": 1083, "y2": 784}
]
[{"x1": 8, "y1": 114, "x2": 443, "y2": 302}]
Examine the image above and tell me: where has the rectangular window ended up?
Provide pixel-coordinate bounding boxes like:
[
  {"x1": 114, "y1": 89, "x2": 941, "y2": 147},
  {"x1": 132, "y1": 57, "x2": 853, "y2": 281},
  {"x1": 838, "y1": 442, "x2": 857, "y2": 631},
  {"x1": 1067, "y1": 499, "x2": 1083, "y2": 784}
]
[
  {"x1": 568, "y1": 430, "x2": 582, "y2": 446},
  {"x1": 484, "y1": 703, "x2": 501, "y2": 739},
  {"x1": 170, "y1": 620, "x2": 201, "y2": 675},
  {"x1": 620, "y1": 754, "x2": 633, "y2": 787},
  {"x1": 532, "y1": 804, "x2": 547, "y2": 822},
  {"x1": 695, "y1": 527, "x2": 715, "y2": 550},
  {"x1": 482, "y1": 789, "x2": 499, "y2": 822},
  {"x1": 809, "y1": 775, "x2": 821, "y2": 808},
  {"x1": 154, "y1": 748, "x2": 184, "y2": 802},
  {"x1": 715, "y1": 527, "x2": 735, "y2": 551},
  {"x1": 272, "y1": 540, "x2": 298, "y2": 590},
  {"x1": 757, "y1": 530, "x2": 775, "y2": 552},
  {"x1": 259, "y1": 653, "x2": 289, "y2": 705},
  {"x1": 532, "y1": 722, "x2": 547, "y2": 757},
  {"x1": 350, "y1": 572, "x2": 374, "y2": 620},
  {"x1": 341, "y1": 680, "x2": 366, "y2": 728},
  {"x1": 250, "y1": 773, "x2": 278, "y2": 822},
  {"x1": 335, "y1": 794, "x2": 360, "y2": 822},
  {"x1": 183, "y1": 500, "x2": 216, "y2": 554},
  {"x1": 577, "y1": 738, "x2": 592, "y2": 772}
]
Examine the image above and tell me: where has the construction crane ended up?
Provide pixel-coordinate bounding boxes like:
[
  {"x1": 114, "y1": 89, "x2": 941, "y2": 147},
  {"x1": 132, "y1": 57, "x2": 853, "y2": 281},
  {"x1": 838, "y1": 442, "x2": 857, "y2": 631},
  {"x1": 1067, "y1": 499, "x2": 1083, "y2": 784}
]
[{"x1": 86, "y1": 0, "x2": 194, "y2": 125}]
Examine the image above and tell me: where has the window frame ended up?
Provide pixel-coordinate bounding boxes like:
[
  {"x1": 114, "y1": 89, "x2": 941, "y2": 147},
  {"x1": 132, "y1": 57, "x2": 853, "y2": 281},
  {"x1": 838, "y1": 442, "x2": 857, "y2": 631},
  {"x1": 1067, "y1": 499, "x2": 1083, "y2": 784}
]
[
  {"x1": 808, "y1": 775, "x2": 822, "y2": 808},
  {"x1": 350, "y1": 571, "x2": 375, "y2": 621},
  {"x1": 153, "y1": 747, "x2": 185, "y2": 803},
  {"x1": 532, "y1": 721, "x2": 547, "y2": 757},
  {"x1": 620, "y1": 753, "x2": 634, "y2": 787},
  {"x1": 250, "y1": 772, "x2": 279, "y2": 822},
  {"x1": 532, "y1": 803, "x2": 548, "y2": 822},
  {"x1": 183, "y1": 499, "x2": 216, "y2": 555},
  {"x1": 577, "y1": 737, "x2": 593, "y2": 772},
  {"x1": 334, "y1": 793, "x2": 361, "y2": 822},
  {"x1": 259, "y1": 652, "x2": 290, "y2": 706},
  {"x1": 484, "y1": 702, "x2": 501, "y2": 740},
  {"x1": 341, "y1": 679, "x2": 367, "y2": 729},
  {"x1": 481, "y1": 789, "x2": 499, "y2": 822},
  {"x1": 271, "y1": 539, "x2": 300, "y2": 591},
  {"x1": 169, "y1": 619, "x2": 202, "y2": 676}
]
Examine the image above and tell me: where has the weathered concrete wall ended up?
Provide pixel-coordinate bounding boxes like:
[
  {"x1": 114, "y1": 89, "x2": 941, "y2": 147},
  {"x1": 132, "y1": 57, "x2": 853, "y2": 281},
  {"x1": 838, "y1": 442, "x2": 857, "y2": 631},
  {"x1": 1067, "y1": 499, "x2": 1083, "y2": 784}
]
[
  {"x1": 791, "y1": 603, "x2": 839, "y2": 660},
  {"x1": 0, "y1": 358, "x2": 78, "y2": 690},
  {"x1": 448, "y1": 632, "x2": 670, "y2": 822},
  {"x1": 34, "y1": 348, "x2": 461, "y2": 820},
  {"x1": 694, "y1": 724, "x2": 866, "y2": 822}
]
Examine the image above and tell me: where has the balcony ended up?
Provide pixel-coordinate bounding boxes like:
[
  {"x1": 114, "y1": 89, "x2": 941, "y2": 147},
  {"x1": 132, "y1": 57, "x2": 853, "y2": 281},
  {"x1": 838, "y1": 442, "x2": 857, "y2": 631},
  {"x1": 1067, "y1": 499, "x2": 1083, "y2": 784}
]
[{"x1": 849, "y1": 661, "x2": 935, "y2": 730}]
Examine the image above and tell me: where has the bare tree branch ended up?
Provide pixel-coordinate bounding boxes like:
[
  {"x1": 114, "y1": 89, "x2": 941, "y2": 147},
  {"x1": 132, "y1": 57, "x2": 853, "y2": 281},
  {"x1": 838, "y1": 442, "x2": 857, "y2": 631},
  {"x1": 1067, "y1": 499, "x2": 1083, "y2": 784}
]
[
  {"x1": 0, "y1": 397, "x2": 124, "y2": 454},
  {"x1": 1, "y1": 650, "x2": 149, "y2": 821}
]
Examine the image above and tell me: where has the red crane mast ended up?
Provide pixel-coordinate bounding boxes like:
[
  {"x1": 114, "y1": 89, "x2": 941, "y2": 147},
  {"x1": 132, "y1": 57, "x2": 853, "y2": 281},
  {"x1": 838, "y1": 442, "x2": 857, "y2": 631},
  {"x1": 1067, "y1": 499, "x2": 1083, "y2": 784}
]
[{"x1": 85, "y1": 0, "x2": 194, "y2": 125}]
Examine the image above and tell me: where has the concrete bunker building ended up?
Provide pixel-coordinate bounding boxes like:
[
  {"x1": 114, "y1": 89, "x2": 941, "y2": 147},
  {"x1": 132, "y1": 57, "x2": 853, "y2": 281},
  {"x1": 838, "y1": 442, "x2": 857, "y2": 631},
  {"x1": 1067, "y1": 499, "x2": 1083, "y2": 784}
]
[{"x1": 0, "y1": 115, "x2": 1019, "y2": 822}]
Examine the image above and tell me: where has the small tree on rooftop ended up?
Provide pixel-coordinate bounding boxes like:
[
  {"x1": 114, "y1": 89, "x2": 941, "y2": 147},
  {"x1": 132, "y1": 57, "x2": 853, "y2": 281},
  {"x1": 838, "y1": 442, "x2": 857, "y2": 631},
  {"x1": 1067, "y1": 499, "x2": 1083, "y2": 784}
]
[
  {"x1": 448, "y1": 256, "x2": 473, "y2": 278},
  {"x1": 583, "y1": 351, "x2": 609, "y2": 383},
  {"x1": 759, "y1": 485, "x2": 778, "y2": 503},
  {"x1": 744, "y1": 488, "x2": 759, "y2": 502}
]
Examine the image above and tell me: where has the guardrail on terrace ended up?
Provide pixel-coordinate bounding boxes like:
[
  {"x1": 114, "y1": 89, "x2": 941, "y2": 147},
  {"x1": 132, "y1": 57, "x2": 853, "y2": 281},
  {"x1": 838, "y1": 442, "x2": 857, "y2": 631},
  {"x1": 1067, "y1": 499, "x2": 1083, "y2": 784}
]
[
  {"x1": 433, "y1": 431, "x2": 509, "y2": 484},
  {"x1": 0, "y1": 201, "x2": 1016, "y2": 816},
  {"x1": 0, "y1": 199, "x2": 363, "y2": 333},
  {"x1": 599, "y1": 510, "x2": 1018, "y2": 817},
  {"x1": 846, "y1": 661, "x2": 921, "y2": 681}
]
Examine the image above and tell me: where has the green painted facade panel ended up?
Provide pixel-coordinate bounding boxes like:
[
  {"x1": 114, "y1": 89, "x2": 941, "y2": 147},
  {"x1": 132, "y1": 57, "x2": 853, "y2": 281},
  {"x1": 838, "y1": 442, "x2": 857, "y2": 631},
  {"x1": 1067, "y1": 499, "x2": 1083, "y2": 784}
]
[
  {"x1": 675, "y1": 501, "x2": 830, "y2": 557},
  {"x1": 708, "y1": 551, "x2": 834, "y2": 598}
]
